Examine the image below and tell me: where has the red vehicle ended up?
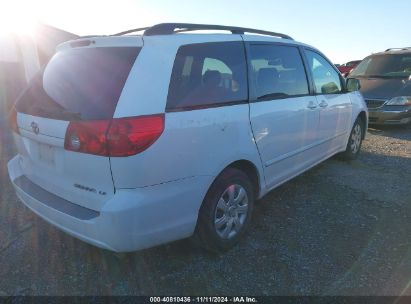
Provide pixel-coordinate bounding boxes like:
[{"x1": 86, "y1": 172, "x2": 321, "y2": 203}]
[{"x1": 338, "y1": 60, "x2": 361, "y2": 77}]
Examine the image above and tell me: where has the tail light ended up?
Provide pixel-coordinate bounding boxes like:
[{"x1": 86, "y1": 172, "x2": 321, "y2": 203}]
[
  {"x1": 9, "y1": 108, "x2": 19, "y2": 134},
  {"x1": 64, "y1": 120, "x2": 110, "y2": 155},
  {"x1": 64, "y1": 114, "x2": 164, "y2": 157},
  {"x1": 107, "y1": 115, "x2": 164, "y2": 156}
]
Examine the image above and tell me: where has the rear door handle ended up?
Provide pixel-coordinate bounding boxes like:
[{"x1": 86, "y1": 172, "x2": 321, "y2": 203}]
[
  {"x1": 307, "y1": 101, "x2": 317, "y2": 109},
  {"x1": 319, "y1": 100, "x2": 328, "y2": 108}
]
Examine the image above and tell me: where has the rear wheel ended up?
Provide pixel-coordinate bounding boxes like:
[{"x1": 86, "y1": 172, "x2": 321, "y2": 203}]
[
  {"x1": 194, "y1": 168, "x2": 254, "y2": 253},
  {"x1": 340, "y1": 117, "x2": 364, "y2": 160}
]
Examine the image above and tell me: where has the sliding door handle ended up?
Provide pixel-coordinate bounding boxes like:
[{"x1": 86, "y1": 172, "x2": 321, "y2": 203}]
[
  {"x1": 307, "y1": 101, "x2": 317, "y2": 109},
  {"x1": 319, "y1": 100, "x2": 328, "y2": 108}
]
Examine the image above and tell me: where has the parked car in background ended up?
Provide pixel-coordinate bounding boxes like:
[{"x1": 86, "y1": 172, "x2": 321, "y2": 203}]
[
  {"x1": 349, "y1": 47, "x2": 411, "y2": 125},
  {"x1": 338, "y1": 60, "x2": 361, "y2": 77},
  {"x1": 8, "y1": 23, "x2": 367, "y2": 253}
]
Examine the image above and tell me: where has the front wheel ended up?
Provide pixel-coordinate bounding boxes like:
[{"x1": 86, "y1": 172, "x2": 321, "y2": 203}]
[
  {"x1": 194, "y1": 168, "x2": 254, "y2": 253},
  {"x1": 340, "y1": 117, "x2": 364, "y2": 160}
]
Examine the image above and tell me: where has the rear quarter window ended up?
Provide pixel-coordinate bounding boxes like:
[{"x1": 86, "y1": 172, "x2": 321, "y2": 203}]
[
  {"x1": 16, "y1": 47, "x2": 140, "y2": 120},
  {"x1": 166, "y1": 41, "x2": 248, "y2": 111}
]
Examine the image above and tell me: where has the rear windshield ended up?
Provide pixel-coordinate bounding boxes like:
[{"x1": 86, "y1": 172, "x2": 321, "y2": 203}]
[
  {"x1": 350, "y1": 54, "x2": 411, "y2": 78},
  {"x1": 16, "y1": 47, "x2": 140, "y2": 120}
]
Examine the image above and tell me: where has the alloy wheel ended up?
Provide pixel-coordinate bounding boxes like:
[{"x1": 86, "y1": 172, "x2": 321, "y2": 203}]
[
  {"x1": 350, "y1": 123, "x2": 362, "y2": 154},
  {"x1": 214, "y1": 184, "x2": 249, "y2": 239}
]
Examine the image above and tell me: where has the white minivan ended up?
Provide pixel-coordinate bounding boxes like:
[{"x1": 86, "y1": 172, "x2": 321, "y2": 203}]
[{"x1": 8, "y1": 23, "x2": 368, "y2": 252}]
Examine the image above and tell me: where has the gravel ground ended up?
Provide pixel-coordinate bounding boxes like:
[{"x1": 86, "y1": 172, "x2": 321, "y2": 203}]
[{"x1": 0, "y1": 119, "x2": 410, "y2": 296}]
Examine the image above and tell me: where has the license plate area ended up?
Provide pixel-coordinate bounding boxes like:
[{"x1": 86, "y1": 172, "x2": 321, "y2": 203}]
[{"x1": 37, "y1": 143, "x2": 56, "y2": 166}]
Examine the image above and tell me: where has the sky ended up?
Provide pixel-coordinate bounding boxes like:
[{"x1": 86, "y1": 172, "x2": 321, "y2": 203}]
[{"x1": 0, "y1": 0, "x2": 410, "y2": 63}]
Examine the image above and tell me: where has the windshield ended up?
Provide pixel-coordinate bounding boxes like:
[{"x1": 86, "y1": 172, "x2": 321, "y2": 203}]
[
  {"x1": 15, "y1": 47, "x2": 140, "y2": 120},
  {"x1": 350, "y1": 54, "x2": 411, "y2": 78}
]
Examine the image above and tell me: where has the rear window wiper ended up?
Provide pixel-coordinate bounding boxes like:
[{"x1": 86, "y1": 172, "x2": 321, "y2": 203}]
[{"x1": 257, "y1": 92, "x2": 289, "y2": 100}]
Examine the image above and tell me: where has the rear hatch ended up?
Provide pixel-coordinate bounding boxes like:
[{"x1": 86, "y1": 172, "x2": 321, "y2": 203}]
[{"x1": 13, "y1": 41, "x2": 142, "y2": 211}]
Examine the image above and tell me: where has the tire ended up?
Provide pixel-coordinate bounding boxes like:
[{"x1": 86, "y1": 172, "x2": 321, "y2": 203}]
[
  {"x1": 340, "y1": 117, "x2": 364, "y2": 160},
  {"x1": 194, "y1": 168, "x2": 254, "y2": 253}
]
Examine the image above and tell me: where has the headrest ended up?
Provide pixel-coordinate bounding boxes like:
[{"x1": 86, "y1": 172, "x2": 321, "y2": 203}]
[{"x1": 203, "y1": 70, "x2": 221, "y2": 87}]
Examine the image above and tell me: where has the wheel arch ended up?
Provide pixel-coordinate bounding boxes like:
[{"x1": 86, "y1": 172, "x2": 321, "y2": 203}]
[
  {"x1": 221, "y1": 159, "x2": 262, "y2": 200},
  {"x1": 358, "y1": 111, "x2": 367, "y2": 139}
]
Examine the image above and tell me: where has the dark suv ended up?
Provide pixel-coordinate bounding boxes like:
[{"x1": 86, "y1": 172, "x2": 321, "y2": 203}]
[{"x1": 349, "y1": 48, "x2": 411, "y2": 125}]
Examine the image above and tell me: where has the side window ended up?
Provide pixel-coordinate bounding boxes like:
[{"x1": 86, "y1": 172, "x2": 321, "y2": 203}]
[
  {"x1": 400, "y1": 56, "x2": 411, "y2": 72},
  {"x1": 306, "y1": 50, "x2": 342, "y2": 94},
  {"x1": 249, "y1": 44, "x2": 309, "y2": 100},
  {"x1": 167, "y1": 42, "x2": 247, "y2": 110}
]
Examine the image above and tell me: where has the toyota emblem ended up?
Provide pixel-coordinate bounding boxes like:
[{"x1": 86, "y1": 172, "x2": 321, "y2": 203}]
[{"x1": 31, "y1": 122, "x2": 39, "y2": 135}]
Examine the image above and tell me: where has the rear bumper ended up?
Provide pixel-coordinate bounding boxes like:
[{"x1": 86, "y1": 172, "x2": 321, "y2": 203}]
[
  {"x1": 8, "y1": 155, "x2": 213, "y2": 252},
  {"x1": 368, "y1": 107, "x2": 411, "y2": 125}
]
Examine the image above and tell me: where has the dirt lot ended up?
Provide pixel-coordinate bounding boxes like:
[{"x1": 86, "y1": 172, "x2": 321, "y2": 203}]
[{"x1": 0, "y1": 119, "x2": 410, "y2": 296}]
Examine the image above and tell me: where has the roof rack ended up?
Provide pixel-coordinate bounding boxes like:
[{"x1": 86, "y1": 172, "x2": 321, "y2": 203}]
[
  {"x1": 114, "y1": 23, "x2": 293, "y2": 40},
  {"x1": 385, "y1": 47, "x2": 411, "y2": 52}
]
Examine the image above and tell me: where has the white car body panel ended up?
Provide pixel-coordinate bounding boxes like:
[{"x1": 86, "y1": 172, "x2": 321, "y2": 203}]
[
  {"x1": 250, "y1": 96, "x2": 320, "y2": 189},
  {"x1": 315, "y1": 93, "x2": 352, "y2": 150}
]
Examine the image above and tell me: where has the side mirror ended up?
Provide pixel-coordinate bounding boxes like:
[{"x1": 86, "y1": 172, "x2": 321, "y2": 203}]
[
  {"x1": 321, "y1": 82, "x2": 339, "y2": 94},
  {"x1": 346, "y1": 78, "x2": 361, "y2": 92}
]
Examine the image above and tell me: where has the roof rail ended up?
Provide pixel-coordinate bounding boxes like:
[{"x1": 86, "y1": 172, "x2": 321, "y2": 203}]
[
  {"x1": 144, "y1": 23, "x2": 293, "y2": 40},
  {"x1": 385, "y1": 47, "x2": 411, "y2": 52},
  {"x1": 114, "y1": 23, "x2": 293, "y2": 40}
]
